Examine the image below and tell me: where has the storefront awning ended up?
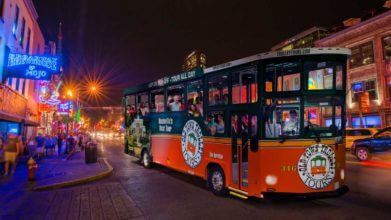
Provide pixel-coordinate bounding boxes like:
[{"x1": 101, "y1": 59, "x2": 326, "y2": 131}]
[
  {"x1": 0, "y1": 111, "x2": 24, "y2": 123},
  {"x1": 23, "y1": 119, "x2": 40, "y2": 127}
]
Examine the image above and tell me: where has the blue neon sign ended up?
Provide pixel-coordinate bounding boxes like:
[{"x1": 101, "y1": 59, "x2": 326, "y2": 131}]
[{"x1": 5, "y1": 53, "x2": 60, "y2": 80}]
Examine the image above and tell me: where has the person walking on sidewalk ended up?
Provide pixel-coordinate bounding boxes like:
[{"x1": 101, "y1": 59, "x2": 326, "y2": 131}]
[
  {"x1": 35, "y1": 133, "x2": 45, "y2": 160},
  {"x1": 27, "y1": 137, "x2": 37, "y2": 159},
  {"x1": 44, "y1": 134, "x2": 53, "y2": 156},
  {"x1": 3, "y1": 132, "x2": 22, "y2": 176},
  {"x1": 57, "y1": 134, "x2": 63, "y2": 155},
  {"x1": 51, "y1": 135, "x2": 57, "y2": 155}
]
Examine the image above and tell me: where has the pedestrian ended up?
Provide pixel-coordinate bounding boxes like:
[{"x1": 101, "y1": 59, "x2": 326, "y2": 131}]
[
  {"x1": 57, "y1": 134, "x2": 63, "y2": 155},
  {"x1": 27, "y1": 137, "x2": 37, "y2": 159},
  {"x1": 78, "y1": 133, "x2": 84, "y2": 150},
  {"x1": 3, "y1": 131, "x2": 22, "y2": 176},
  {"x1": 51, "y1": 135, "x2": 57, "y2": 155},
  {"x1": 35, "y1": 133, "x2": 45, "y2": 160},
  {"x1": 66, "y1": 134, "x2": 75, "y2": 153},
  {"x1": 44, "y1": 134, "x2": 52, "y2": 156}
]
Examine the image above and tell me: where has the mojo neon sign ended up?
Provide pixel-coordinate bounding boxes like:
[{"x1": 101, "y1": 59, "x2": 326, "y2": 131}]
[{"x1": 6, "y1": 53, "x2": 60, "y2": 80}]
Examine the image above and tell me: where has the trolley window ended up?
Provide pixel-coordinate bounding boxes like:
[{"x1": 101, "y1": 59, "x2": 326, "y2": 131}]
[
  {"x1": 208, "y1": 74, "x2": 229, "y2": 106},
  {"x1": 264, "y1": 62, "x2": 301, "y2": 92},
  {"x1": 187, "y1": 80, "x2": 203, "y2": 117},
  {"x1": 232, "y1": 66, "x2": 258, "y2": 104}
]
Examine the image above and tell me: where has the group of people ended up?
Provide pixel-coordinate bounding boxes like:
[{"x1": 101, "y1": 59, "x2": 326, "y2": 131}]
[
  {"x1": 205, "y1": 114, "x2": 225, "y2": 136},
  {"x1": 167, "y1": 95, "x2": 184, "y2": 111},
  {"x1": 0, "y1": 132, "x2": 91, "y2": 176},
  {"x1": 188, "y1": 96, "x2": 203, "y2": 117},
  {"x1": 210, "y1": 93, "x2": 229, "y2": 106}
]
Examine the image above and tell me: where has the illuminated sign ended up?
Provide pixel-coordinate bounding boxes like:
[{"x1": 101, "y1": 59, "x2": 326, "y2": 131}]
[
  {"x1": 6, "y1": 53, "x2": 60, "y2": 80},
  {"x1": 57, "y1": 100, "x2": 73, "y2": 114}
]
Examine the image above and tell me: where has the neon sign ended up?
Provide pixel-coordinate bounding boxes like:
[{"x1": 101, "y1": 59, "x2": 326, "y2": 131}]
[{"x1": 6, "y1": 53, "x2": 59, "y2": 80}]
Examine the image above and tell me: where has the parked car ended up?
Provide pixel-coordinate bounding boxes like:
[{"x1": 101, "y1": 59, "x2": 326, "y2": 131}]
[
  {"x1": 350, "y1": 127, "x2": 391, "y2": 161},
  {"x1": 345, "y1": 128, "x2": 378, "y2": 150}
]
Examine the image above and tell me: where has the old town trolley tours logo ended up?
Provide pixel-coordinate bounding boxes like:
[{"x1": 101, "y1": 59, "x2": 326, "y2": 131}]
[
  {"x1": 181, "y1": 120, "x2": 204, "y2": 168},
  {"x1": 298, "y1": 144, "x2": 336, "y2": 189}
]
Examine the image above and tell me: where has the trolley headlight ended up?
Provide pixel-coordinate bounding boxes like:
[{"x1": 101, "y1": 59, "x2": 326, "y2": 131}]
[
  {"x1": 340, "y1": 168, "x2": 345, "y2": 181},
  {"x1": 265, "y1": 175, "x2": 278, "y2": 186}
]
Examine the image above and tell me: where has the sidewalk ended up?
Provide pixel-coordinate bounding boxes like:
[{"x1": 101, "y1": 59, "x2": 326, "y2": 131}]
[
  {"x1": 33, "y1": 150, "x2": 113, "y2": 190},
  {"x1": 0, "y1": 149, "x2": 113, "y2": 218}
]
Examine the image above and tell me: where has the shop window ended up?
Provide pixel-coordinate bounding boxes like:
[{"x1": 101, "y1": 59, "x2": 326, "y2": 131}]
[
  {"x1": 232, "y1": 67, "x2": 257, "y2": 104},
  {"x1": 383, "y1": 35, "x2": 391, "y2": 60},
  {"x1": 167, "y1": 84, "x2": 184, "y2": 112},
  {"x1": 351, "y1": 82, "x2": 363, "y2": 103},
  {"x1": 264, "y1": 97, "x2": 301, "y2": 138},
  {"x1": 187, "y1": 80, "x2": 203, "y2": 117},
  {"x1": 349, "y1": 42, "x2": 374, "y2": 69},
  {"x1": 352, "y1": 115, "x2": 381, "y2": 128},
  {"x1": 151, "y1": 89, "x2": 164, "y2": 113},
  {"x1": 137, "y1": 93, "x2": 149, "y2": 116},
  {"x1": 351, "y1": 80, "x2": 377, "y2": 103},
  {"x1": 264, "y1": 62, "x2": 300, "y2": 92},
  {"x1": 206, "y1": 111, "x2": 225, "y2": 136},
  {"x1": 366, "y1": 80, "x2": 377, "y2": 100},
  {"x1": 208, "y1": 74, "x2": 229, "y2": 106}
]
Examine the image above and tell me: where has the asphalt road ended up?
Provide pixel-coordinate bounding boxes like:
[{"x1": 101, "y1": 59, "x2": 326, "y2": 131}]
[
  {"x1": 96, "y1": 139, "x2": 391, "y2": 220},
  {"x1": 6, "y1": 139, "x2": 391, "y2": 219}
]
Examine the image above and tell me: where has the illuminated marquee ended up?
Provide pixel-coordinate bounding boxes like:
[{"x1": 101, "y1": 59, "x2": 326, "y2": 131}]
[{"x1": 6, "y1": 53, "x2": 60, "y2": 80}]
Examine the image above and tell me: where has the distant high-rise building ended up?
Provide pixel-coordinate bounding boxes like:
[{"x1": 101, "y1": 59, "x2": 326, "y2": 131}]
[
  {"x1": 182, "y1": 50, "x2": 206, "y2": 71},
  {"x1": 271, "y1": 27, "x2": 329, "y2": 51}
]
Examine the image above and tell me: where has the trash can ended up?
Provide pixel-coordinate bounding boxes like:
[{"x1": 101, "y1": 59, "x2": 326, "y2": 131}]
[{"x1": 85, "y1": 142, "x2": 98, "y2": 164}]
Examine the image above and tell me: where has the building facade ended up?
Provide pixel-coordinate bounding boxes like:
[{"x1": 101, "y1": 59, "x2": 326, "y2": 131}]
[
  {"x1": 316, "y1": 9, "x2": 391, "y2": 128},
  {"x1": 271, "y1": 27, "x2": 329, "y2": 51},
  {"x1": 0, "y1": 0, "x2": 45, "y2": 137},
  {"x1": 182, "y1": 50, "x2": 206, "y2": 71}
]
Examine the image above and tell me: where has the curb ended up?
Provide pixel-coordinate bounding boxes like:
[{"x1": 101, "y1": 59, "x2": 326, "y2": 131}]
[{"x1": 32, "y1": 158, "x2": 113, "y2": 191}]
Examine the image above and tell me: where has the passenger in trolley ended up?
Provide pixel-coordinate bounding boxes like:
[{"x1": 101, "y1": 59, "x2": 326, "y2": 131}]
[{"x1": 283, "y1": 109, "x2": 300, "y2": 136}]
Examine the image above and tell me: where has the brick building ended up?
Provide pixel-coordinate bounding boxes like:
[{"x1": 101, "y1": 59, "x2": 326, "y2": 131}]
[{"x1": 316, "y1": 9, "x2": 391, "y2": 128}]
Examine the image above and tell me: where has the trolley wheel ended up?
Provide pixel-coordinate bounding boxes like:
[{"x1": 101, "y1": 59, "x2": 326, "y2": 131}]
[
  {"x1": 208, "y1": 166, "x2": 227, "y2": 196},
  {"x1": 356, "y1": 147, "x2": 371, "y2": 161},
  {"x1": 142, "y1": 150, "x2": 151, "y2": 168}
]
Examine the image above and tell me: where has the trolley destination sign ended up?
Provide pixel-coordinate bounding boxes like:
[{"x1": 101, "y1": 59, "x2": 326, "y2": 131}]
[
  {"x1": 124, "y1": 67, "x2": 203, "y2": 95},
  {"x1": 147, "y1": 68, "x2": 203, "y2": 89}
]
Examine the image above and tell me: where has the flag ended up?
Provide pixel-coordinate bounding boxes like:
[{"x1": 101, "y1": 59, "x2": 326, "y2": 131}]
[{"x1": 75, "y1": 108, "x2": 81, "y2": 123}]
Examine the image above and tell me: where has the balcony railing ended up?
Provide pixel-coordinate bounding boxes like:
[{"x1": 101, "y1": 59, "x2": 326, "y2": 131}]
[{"x1": 0, "y1": 83, "x2": 27, "y2": 119}]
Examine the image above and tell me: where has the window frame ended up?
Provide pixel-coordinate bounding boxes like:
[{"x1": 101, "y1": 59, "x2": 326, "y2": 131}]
[
  {"x1": 382, "y1": 35, "x2": 391, "y2": 60},
  {"x1": 166, "y1": 83, "x2": 185, "y2": 112},
  {"x1": 207, "y1": 72, "x2": 230, "y2": 107},
  {"x1": 13, "y1": 5, "x2": 19, "y2": 38},
  {"x1": 186, "y1": 79, "x2": 204, "y2": 117},
  {"x1": 232, "y1": 66, "x2": 258, "y2": 105},
  {"x1": 263, "y1": 61, "x2": 302, "y2": 93},
  {"x1": 349, "y1": 41, "x2": 375, "y2": 69},
  {"x1": 150, "y1": 89, "x2": 165, "y2": 113}
]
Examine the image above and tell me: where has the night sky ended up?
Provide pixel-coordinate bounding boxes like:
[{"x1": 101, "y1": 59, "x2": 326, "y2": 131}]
[{"x1": 33, "y1": 0, "x2": 386, "y2": 106}]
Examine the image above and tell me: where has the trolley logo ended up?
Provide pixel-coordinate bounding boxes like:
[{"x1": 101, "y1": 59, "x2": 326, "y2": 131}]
[
  {"x1": 298, "y1": 144, "x2": 336, "y2": 190},
  {"x1": 181, "y1": 120, "x2": 204, "y2": 168}
]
